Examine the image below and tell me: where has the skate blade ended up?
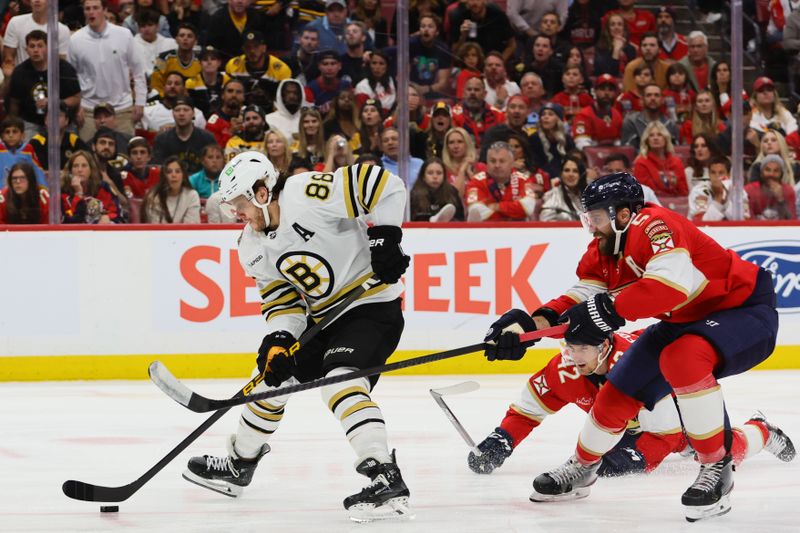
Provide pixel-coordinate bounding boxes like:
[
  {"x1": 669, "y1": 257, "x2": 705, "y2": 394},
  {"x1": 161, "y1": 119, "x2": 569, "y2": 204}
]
[
  {"x1": 182, "y1": 470, "x2": 243, "y2": 498},
  {"x1": 529, "y1": 486, "x2": 591, "y2": 503},
  {"x1": 348, "y1": 496, "x2": 415, "y2": 523},
  {"x1": 684, "y1": 493, "x2": 731, "y2": 522}
]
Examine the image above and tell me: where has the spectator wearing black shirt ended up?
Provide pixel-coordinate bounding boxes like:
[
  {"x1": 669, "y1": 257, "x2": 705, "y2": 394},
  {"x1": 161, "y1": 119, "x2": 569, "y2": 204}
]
[
  {"x1": 7, "y1": 30, "x2": 81, "y2": 141},
  {"x1": 409, "y1": 14, "x2": 452, "y2": 101},
  {"x1": 28, "y1": 103, "x2": 89, "y2": 171},
  {"x1": 92, "y1": 104, "x2": 132, "y2": 156},
  {"x1": 520, "y1": 35, "x2": 564, "y2": 96},
  {"x1": 206, "y1": 0, "x2": 267, "y2": 63},
  {"x1": 449, "y1": 0, "x2": 516, "y2": 62},
  {"x1": 559, "y1": 0, "x2": 603, "y2": 49},
  {"x1": 283, "y1": 27, "x2": 321, "y2": 85},
  {"x1": 340, "y1": 21, "x2": 370, "y2": 85},
  {"x1": 538, "y1": 10, "x2": 572, "y2": 66},
  {"x1": 152, "y1": 96, "x2": 217, "y2": 174},
  {"x1": 187, "y1": 46, "x2": 227, "y2": 118}
]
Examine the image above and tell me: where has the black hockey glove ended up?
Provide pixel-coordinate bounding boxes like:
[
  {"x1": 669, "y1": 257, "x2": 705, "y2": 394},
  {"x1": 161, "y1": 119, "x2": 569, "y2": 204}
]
[
  {"x1": 559, "y1": 293, "x2": 625, "y2": 346},
  {"x1": 257, "y1": 330, "x2": 297, "y2": 387},
  {"x1": 468, "y1": 427, "x2": 514, "y2": 474},
  {"x1": 483, "y1": 309, "x2": 538, "y2": 361},
  {"x1": 597, "y1": 446, "x2": 646, "y2": 478},
  {"x1": 367, "y1": 225, "x2": 410, "y2": 284}
]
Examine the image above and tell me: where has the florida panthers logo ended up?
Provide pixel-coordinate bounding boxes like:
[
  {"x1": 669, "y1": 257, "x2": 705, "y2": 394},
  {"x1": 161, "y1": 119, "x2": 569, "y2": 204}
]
[{"x1": 277, "y1": 252, "x2": 334, "y2": 299}]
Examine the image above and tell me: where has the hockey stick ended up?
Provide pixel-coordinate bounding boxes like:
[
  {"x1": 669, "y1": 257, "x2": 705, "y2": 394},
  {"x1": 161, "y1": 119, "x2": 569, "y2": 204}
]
[
  {"x1": 62, "y1": 278, "x2": 378, "y2": 503},
  {"x1": 430, "y1": 381, "x2": 482, "y2": 455},
  {"x1": 148, "y1": 324, "x2": 568, "y2": 414}
]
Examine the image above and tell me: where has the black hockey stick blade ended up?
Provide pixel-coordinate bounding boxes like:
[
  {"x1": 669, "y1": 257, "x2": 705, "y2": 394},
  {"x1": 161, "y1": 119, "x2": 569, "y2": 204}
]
[
  {"x1": 158, "y1": 324, "x2": 568, "y2": 413},
  {"x1": 62, "y1": 406, "x2": 229, "y2": 502},
  {"x1": 149, "y1": 277, "x2": 379, "y2": 410},
  {"x1": 64, "y1": 278, "x2": 380, "y2": 503}
]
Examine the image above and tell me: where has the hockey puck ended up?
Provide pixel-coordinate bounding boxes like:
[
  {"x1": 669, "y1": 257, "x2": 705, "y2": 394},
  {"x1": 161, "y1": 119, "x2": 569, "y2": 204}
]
[{"x1": 100, "y1": 506, "x2": 119, "y2": 513}]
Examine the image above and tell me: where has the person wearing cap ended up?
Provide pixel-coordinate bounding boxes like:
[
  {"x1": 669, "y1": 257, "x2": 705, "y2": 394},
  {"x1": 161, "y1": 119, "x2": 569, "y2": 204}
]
[
  {"x1": 483, "y1": 52, "x2": 521, "y2": 111},
  {"x1": 745, "y1": 153, "x2": 798, "y2": 220},
  {"x1": 282, "y1": 27, "x2": 321, "y2": 85},
  {"x1": 121, "y1": 136, "x2": 160, "y2": 199},
  {"x1": 225, "y1": 30, "x2": 292, "y2": 110},
  {"x1": 187, "y1": 46, "x2": 231, "y2": 118},
  {"x1": 151, "y1": 22, "x2": 201, "y2": 97},
  {"x1": 573, "y1": 74, "x2": 624, "y2": 150},
  {"x1": 408, "y1": 14, "x2": 452, "y2": 101},
  {"x1": 225, "y1": 104, "x2": 269, "y2": 160},
  {"x1": 132, "y1": 8, "x2": 177, "y2": 78},
  {"x1": 749, "y1": 76, "x2": 799, "y2": 136},
  {"x1": 304, "y1": 49, "x2": 352, "y2": 111},
  {"x1": 6, "y1": 29, "x2": 82, "y2": 142},
  {"x1": 207, "y1": 0, "x2": 269, "y2": 63},
  {"x1": 142, "y1": 72, "x2": 207, "y2": 134},
  {"x1": 91, "y1": 128, "x2": 129, "y2": 194},
  {"x1": 29, "y1": 103, "x2": 89, "y2": 172},
  {"x1": 529, "y1": 102, "x2": 576, "y2": 179},
  {"x1": 424, "y1": 101, "x2": 453, "y2": 159},
  {"x1": 451, "y1": 76, "x2": 506, "y2": 149},
  {"x1": 622, "y1": 32, "x2": 670, "y2": 92},
  {"x1": 152, "y1": 95, "x2": 217, "y2": 174},
  {"x1": 655, "y1": 6, "x2": 688, "y2": 62},
  {"x1": 677, "y1": 31, "x2": 716, "y2": 92},
  {"x1": 93, "y1": 103, "x2": 133, "y2": 156},
  {"x1": 304, "y1": 0, "x2": 374, "y2": 56},
  {"x1": 68, "y1": 0, "x2": 147, "y2": 140}
]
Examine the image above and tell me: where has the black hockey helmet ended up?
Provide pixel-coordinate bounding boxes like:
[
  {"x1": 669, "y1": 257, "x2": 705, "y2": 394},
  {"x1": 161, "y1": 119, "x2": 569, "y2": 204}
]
[{"x1": 581, "y1": 172, "x2": 644, "y2": 215}]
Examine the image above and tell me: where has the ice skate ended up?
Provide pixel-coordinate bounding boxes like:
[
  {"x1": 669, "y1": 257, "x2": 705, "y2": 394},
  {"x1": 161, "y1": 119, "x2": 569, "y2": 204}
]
[
  {"x1": 530, "y1": 455, "x2": 600, "y2": 502},
  {"x1": 182, "y1": 435, "x2": 270, "y2": 497},
  {"x1": 682, "y1": 455, "x2": 734, "y2": 522},
  {"x1": 343, "y1": 451, "x2": 413, "y2": 522},
  {"x1": 749, "y1": 411, "x2": 796, "y2": 462}
]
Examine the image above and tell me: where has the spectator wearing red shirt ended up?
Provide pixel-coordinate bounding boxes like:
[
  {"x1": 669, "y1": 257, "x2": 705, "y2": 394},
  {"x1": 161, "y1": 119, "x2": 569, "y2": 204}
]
[
  {"x1": 206, "y1": 79, "x2": 246, "y2": 148},
  {"x1": 121, "y1": 136, "x2": 160, "y2": 199},
  {"x1": 602, "y1": 0, "x2": 656, "y2": 45},
  {"x1": 616, "y1": 63, "x2": 653, "y2": 114},
  {"x1": 573, "y1": 74, "x2": 624, "y2": 149},
  {"x1": 678, "y1": 31, "x2": 716, "y2": 91},
  {"x1": 465, "y1": 141, "x2": 538, "y2": 221},
  {"x1": 745, "y1": 154, "x2": 798, "y2": 220},
  {"x1": 679, "y1": 90, "x2": 726, "y2": 146},
  {"x1": 451, "y1": 76, "x2": 506, "y2": 148},
  {"x1": 663, "y1": 63, "x2": 696, "y2": 123},
  {"x1": 656, "y1": 6, "x2": 688, "y2": 61},
  {"x1": 0, "y1": 163, "x2": 49, "y2": 224},
  {"x1": 633, "y1": 121, "x2": 688, "y2": 196},
  {"x1": 550, "y1": 66, "x2": 594, "y2": 123}
]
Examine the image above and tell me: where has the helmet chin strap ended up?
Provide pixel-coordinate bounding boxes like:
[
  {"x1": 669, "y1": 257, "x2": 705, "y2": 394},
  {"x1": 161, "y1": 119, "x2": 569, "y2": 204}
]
[
  {"x1": 610, "y1": 211, "x2": 637, "y2": 255},
  {"x1": 250, "y1": 190, "x2": 273, "y2": 229},
  {"x1": 591, "y1": 340, "x2": 613, "y2": 375}
]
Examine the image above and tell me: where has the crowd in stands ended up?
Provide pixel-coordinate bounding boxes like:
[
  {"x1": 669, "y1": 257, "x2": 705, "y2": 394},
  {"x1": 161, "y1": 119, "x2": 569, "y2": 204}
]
[{"x1": 0, "y1": 0, "x2": 798, "y2": 226}]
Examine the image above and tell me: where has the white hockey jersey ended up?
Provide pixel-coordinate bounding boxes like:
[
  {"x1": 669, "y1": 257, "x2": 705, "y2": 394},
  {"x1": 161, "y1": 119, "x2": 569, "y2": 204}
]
[{"x1": 237, "y1": 164, "x2": 407, "y2": 338}]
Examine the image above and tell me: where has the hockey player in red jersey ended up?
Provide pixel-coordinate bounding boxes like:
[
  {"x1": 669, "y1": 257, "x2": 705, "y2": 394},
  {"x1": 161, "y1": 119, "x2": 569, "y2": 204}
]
[
  {"x1": 470, "y1": 329, "x2": 795, "y2": 480},
  {"x1": 481, "y1": 172, "x2": 790, "y2": 522}
]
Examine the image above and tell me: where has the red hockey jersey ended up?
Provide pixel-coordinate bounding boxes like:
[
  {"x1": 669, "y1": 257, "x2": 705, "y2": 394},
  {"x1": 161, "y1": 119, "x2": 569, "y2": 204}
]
[
  {"x1": 540, "y1": 204, "x2": 760, "y2": 322},
  {"x1": 499, "y1": 330, "x2": 686, "y2": 471},
  {"x1": 465, "y1": 170, "x2": 538, "y2": 221},
  {"x1": 572, "y1": 105, "x2": 624, "y2": 146}
]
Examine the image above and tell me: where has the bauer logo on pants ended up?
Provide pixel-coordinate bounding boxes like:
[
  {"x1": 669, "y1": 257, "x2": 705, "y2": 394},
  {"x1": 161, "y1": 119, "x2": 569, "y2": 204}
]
[{"x1": 731, "y1": 240, "x2": 800, "y2": 313}]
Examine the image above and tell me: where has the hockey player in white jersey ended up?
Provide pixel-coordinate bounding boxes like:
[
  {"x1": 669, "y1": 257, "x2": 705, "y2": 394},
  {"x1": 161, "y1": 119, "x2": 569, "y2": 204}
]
[{"x1": 183, "y1": 151, "x2": 413, "y2": 522}]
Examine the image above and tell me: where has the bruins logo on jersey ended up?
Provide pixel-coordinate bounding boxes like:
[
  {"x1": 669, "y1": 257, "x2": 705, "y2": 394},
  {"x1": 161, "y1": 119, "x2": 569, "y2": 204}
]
[{"x1": 277, "y1": 251, "x2": 334, "y2": 298}]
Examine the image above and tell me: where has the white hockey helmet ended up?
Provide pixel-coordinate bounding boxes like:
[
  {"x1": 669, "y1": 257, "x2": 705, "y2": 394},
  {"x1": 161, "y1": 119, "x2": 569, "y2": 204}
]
[
  {"x1": 220, "y1": 151, "x2": 279, "y2": 226},
  {"x1": 220, "y1": 151, "x2": 279, "y2": 203}
]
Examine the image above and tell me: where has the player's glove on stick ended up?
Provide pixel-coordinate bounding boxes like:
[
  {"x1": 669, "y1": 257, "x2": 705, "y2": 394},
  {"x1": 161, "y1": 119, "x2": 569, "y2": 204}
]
[
  {"x1": 559, "y1": 293, "x2": 625, "y2": 346},
  {"x1": 483, "y1": 309, "x2": 538, "y2": 361},
  {"x1": 257, "y1": 330, "x2": 297, "y2": 388},
  {"x1": 367, "y1": 225, "x2": 410, "y2": 284},
  {"x1": 468, "y1": 427, "x2": 513, "y2": 474}
]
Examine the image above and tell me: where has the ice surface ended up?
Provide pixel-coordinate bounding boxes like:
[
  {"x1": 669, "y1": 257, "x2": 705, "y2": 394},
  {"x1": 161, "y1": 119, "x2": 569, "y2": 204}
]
[{"x1": 2, "y1": 371, "x2": 798, "y2": 532}]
